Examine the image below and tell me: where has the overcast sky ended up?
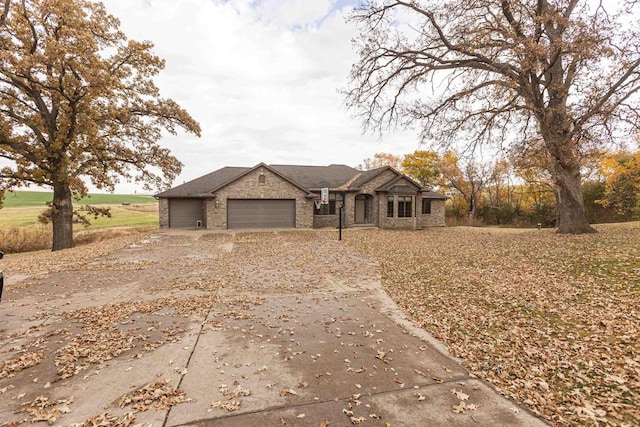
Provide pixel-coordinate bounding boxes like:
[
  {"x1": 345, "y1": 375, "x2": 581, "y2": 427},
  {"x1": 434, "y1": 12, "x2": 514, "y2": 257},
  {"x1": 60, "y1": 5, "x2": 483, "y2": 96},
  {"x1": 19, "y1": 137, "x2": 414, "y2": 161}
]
[{"x1": 100, "y1": 0, "x2": 422, "y2": 194}]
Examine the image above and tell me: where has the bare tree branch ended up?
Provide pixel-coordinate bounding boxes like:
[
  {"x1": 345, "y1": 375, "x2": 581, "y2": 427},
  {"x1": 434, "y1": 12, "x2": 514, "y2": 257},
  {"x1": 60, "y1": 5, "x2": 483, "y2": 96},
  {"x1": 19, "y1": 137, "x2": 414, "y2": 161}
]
[{"x1": 344, "y1": 0, "x2": 640, "y2": 233}]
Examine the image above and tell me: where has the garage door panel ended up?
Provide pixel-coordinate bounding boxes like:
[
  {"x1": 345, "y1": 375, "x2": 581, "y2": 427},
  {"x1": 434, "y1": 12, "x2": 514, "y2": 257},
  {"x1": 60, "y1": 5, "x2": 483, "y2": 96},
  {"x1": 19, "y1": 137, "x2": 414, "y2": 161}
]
[
  {"x1": 227, "y1": 199, "x2": 295, "y2": 229},
  {"x1": 169, "y1": 199, "x2": 204, "y2": 228}
]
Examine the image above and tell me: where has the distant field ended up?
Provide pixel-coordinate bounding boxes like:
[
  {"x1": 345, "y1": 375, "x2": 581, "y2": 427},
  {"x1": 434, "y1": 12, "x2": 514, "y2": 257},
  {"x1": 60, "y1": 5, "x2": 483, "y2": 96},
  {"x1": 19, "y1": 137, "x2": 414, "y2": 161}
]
[
  {"x1": 1, "y1": 190, "x2": 156, "y2": 207},
  {"x1": 0, "y1": 191, "x2": 158, "y2": 229}
]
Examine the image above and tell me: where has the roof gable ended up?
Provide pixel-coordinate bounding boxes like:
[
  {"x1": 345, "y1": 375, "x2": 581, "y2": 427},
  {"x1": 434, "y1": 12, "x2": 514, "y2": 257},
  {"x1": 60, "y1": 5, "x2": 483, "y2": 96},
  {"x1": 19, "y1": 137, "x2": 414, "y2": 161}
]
[
  {"x1": 376, "y1": 174, "x2": 422, "y2": 192},
  {"x1": 212, "y1": 163, "x2": 313, "y2": 195},
  {"x1": 347, "y1": 166, "x2": 401, "y2": 190}
]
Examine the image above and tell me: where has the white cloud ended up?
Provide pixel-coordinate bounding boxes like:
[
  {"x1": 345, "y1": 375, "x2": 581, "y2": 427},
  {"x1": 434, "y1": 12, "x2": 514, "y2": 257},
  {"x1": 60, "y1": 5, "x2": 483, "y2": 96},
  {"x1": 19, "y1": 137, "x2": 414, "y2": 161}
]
[
  {"x1": 100, "y1": 0, "x2": 422, "y2": 193},
  {"x1": 254, "y1": 0, "x2": 336, "y2": 28}
]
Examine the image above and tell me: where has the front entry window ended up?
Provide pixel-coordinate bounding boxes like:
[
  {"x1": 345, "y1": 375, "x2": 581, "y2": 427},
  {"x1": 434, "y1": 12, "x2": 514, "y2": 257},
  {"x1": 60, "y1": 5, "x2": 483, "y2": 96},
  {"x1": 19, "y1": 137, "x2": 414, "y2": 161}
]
[
  {"x1": 387, "y1": 195, "x2": 413, "y2": 218},
  {"x1": 398, "y1": 196, "x2": 412, "y2": 217}
]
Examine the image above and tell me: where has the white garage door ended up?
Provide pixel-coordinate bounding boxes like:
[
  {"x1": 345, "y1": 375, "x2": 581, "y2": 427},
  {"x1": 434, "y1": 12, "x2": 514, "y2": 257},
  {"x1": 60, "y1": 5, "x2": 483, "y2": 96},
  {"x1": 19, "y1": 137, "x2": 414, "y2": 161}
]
[
  {"x1": 169, "y1": 198, "x2": 204, "y2": 228},
  {"x1": 227, "y1": 199, "x2": 295, "y2": 229}
]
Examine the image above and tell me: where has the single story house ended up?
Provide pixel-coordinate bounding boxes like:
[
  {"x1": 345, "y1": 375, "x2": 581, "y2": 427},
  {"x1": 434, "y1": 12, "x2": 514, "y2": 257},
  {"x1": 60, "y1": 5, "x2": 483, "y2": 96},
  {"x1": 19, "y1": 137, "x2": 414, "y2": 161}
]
[{"x1": 155, "y1": 163, "x2": 447, "y2": 230}]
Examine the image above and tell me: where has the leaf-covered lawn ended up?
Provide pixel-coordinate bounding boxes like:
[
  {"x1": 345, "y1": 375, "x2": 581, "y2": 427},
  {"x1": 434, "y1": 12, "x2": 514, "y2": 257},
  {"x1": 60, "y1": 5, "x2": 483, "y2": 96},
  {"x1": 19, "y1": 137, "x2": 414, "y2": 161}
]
[{"x1": 343, "y1": 223, "x2": 640, "y2": 427}]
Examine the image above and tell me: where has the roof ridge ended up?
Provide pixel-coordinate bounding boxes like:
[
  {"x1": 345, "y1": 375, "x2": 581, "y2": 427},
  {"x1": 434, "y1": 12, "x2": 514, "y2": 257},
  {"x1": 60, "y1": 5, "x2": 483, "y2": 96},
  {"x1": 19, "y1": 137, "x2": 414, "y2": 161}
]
[{"x1": 338, "y1": 171, "x2": 362, "y2": 190}]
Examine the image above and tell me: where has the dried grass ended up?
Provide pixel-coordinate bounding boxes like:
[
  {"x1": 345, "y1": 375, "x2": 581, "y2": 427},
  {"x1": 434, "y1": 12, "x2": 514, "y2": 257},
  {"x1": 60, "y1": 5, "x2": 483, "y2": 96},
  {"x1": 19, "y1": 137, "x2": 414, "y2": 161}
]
[
  {"x1": 0, "y1": 225, "x2": 52, "y2": 253},
  {"x1": 0, "y1": 225, "x2": 154, "y2": 254}
]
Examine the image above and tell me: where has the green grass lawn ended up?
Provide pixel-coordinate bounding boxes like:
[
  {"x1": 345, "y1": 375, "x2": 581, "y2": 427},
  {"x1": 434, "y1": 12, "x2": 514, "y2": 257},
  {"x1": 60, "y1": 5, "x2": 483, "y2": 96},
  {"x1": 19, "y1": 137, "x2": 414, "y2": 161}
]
[
  {"x1": 1, "y1": 190, "x2": 156, "y2": 207},
  {"x1": 74, "y1": 204, "x2": 159, "y2": 229},
  {"x1": 0, "y1": 191, "x2": 158, "y2": 229}
]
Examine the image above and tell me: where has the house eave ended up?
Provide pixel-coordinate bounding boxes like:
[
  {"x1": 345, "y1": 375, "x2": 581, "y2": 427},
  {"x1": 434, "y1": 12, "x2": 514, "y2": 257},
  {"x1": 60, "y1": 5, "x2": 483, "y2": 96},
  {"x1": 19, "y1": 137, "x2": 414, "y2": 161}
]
[{"x1": 157, "y1": 194, "x2": 216, "y2": 199}]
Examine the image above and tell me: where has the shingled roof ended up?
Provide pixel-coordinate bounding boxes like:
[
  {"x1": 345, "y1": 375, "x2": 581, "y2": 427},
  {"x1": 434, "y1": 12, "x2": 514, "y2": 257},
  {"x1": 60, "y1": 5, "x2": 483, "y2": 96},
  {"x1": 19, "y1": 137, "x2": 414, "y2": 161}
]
[
  {"x1": 421, "y1": 190, "x2": 449, "y2": 199},
  {"x1": 156, "y1": 163, "x2": 446, "y2": 198},
  {"x1": 156, "y1": 164, "x2": 361, "y2": 198},
  {"x1": 156, "y1": 166, "x2": 249, "y2": 197},
  {"x1": 270, "y1": 164, "x2": 359, "y2": 189}
]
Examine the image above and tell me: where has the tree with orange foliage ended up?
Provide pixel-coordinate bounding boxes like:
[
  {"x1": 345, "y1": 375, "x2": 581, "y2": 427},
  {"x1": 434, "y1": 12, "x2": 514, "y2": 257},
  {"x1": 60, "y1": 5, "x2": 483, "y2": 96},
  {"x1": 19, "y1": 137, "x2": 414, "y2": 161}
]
[
  {"x1": 361, "y1": 152, "x2": 403, "y2": 170},
  {"x1": 597, "y1": 151, "x2": 640, "y2": 220},
  {"x1": 401, "y1": 149, "x2": 441, "y2": 188},
  {"x1": 438, "y1": 151, "x2": 490, "y2": 220},
  {"x1": 0, "y1": 0, "x2": 201, "y2": 250}
]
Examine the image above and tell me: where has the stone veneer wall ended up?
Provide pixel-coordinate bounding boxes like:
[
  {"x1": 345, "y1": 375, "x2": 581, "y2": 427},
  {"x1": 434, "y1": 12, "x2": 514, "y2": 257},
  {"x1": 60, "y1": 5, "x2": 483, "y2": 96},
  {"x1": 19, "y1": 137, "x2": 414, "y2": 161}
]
[
  {"x1": 418, "y1": 198, "x2": 446, "y2": 227},
  {"x1": 379, "y1": 194, "x2": 446, "y2": 229},
  {"x1": 205, "y1": 166, "x2": 313, "y2": 230},
  {"x1": 159, "y1": 198, "x2": 169, "y2": 228},
  {"x1": 378, "y1": 195, "x2": 417, "y2": 229},
  {"x1": 343, "y1": 193, "x2": 356, "y2": 227},
  {"x1": 313, "y1": 215, "x2": 339, "y2": 228}
]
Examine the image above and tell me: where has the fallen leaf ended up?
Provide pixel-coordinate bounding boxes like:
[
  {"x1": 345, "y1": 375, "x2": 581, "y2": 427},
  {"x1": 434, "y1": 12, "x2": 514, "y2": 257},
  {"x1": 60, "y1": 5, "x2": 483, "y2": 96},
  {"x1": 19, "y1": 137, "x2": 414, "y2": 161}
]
[
  {"x1": 452, "y1": 389, "x2": 469, "y2": 401},
  {"x1": 453, "y1": 401, "x2": 466, "y2": 414}
]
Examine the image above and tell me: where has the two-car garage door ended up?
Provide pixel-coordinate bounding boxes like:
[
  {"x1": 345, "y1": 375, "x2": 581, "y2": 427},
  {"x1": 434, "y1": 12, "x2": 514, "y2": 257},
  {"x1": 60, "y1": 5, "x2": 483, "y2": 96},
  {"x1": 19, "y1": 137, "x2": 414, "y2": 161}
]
[{"x1": 227, "y1": 199, "x2": 295, "y2": 229}]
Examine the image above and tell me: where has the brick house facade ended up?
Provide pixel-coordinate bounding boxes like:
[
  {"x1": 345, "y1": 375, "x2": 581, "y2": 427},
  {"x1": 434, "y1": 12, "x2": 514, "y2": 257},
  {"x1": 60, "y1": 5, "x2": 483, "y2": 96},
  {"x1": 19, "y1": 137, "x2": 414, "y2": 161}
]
[{"x1": 156, "y1": 163, "x2": 446, "y2": 230}]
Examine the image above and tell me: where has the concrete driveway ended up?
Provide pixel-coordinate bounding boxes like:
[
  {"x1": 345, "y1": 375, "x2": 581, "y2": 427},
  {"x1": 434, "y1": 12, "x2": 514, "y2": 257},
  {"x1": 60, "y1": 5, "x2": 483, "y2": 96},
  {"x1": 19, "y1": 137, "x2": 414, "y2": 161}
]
[{"x1": 0, "y1": 230, "x2": 546, "y2": 426}]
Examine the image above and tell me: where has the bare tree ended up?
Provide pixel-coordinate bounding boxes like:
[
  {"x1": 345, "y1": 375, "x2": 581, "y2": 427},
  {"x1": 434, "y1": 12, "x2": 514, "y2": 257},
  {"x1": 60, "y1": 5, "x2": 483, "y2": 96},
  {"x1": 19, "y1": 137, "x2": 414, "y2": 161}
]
[{"x1": 344, "y1": 0, "x2": 640, "y2": 233}]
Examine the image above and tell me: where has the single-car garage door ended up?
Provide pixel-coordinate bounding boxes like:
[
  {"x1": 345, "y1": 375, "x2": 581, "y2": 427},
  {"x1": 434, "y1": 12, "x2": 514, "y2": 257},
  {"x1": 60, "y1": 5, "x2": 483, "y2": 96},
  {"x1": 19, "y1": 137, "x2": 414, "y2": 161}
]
[
  {"x1": 169, "y1": 198, "x2": 204, "y2": 228},
  {"x1": 227, "y1": 199, "x2": 295, "y2": 229}
]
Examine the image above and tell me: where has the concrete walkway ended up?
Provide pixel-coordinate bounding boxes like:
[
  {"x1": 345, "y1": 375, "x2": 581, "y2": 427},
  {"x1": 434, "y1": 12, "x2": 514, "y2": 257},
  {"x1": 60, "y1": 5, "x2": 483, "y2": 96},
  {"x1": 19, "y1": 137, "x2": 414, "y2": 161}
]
[{"x1": 0, "y1": 230, "x2": 546, "y2": 426}]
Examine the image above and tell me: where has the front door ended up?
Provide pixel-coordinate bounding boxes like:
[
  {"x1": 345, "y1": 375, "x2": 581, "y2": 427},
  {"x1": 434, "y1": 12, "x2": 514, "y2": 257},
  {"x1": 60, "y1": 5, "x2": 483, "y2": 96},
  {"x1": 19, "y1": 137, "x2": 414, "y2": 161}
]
[{"x1": 354, "y1": 195, "x2": 371, "y2": 224}]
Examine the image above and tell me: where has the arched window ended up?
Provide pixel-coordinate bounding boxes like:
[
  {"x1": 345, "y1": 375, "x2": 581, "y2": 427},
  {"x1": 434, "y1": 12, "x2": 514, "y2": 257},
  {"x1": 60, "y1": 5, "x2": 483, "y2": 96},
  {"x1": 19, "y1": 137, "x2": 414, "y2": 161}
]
[{"x1": 258, "y1": 174, "x2": 266, "y2": 185}]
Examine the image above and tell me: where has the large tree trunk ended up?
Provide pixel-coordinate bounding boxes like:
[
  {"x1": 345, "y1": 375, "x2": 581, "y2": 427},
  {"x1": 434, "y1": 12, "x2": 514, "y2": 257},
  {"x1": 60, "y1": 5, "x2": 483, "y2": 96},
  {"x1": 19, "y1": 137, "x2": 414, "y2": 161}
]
[
  {"x1": 552, "y1": 160, "x2": 596, "y2": 234},
  {"x1": 51, "y1": 181, "x2": 74, "y2": 251}
]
